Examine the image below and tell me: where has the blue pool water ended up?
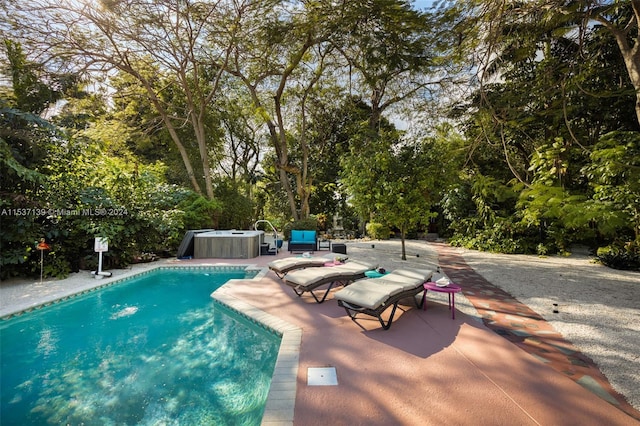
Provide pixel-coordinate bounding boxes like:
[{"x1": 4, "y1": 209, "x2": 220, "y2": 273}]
[{"x1": 0, "y1": 267, "x2": 281, "y2": 425}]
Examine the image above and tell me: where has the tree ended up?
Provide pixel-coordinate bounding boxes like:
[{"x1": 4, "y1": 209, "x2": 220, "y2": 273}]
[
  {"x1": 214, "y1": 89, "x2": 264, "y2": 186},
  {"x1": 304, "y1": 95, "x2": 368, "y2": 224},
  {"x1": 589, "y1": 1, "x2": 640, "y2": 126},
  {"x1": 444, "y1": 0, "x2": 640, "y2": 255},
  {"x1": 341, "y1": 121, "x2": 459, "y2": 259},
  {"x1": 1, "y1": 40, "x2": 65, "y2": 278},
  {"x1": 459, "y1": 0, "x2": 640, "y2": 129},
  {"x1": 584, "y1": 131, "x2": 640, "y2": 246},
  {"x1": 332, "y1": 0, "x2": 457, "y2": 131},
  {"x1": 2, "y1": 0, "x2": 245, "y2": 199},
  {"x1": 224, "y1": 1, "x2": 455, "y2": 221},
  {"x1": 1, "y1": 39, "x2": 213, "y2": 278},
  {"x1": 3, "y1": 39, "x2": 70, "y2": 115},
  {"x1": 224, "y1": 0, "x2": 336, "y2": 220}
]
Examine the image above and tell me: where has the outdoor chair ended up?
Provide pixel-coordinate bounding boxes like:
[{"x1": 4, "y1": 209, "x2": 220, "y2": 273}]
[
  {"x1": 283, "y1": 260, "x2": 378, "y2": 303},
  {"x1": 334, "y1": 268, "x2": 433, "y2": 330},
  {"x1": 268, "y1": 253, "x2": 347, "y2": 279}
]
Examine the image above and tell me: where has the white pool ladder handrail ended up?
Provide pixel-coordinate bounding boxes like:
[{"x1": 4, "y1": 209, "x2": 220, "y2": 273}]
[{"x1": 254, "y1": 220, "x2": 279, "y2": 256}]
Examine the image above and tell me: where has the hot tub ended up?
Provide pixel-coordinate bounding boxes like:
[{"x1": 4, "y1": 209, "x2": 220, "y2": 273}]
[{"x1": 193, "y1": 230, "x2": 265, "y2": 259}]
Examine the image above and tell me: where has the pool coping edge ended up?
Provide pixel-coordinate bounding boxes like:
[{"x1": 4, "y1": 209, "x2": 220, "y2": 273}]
[{"x1": 211, "y1": 287, "x2": 300, "y2": 426}]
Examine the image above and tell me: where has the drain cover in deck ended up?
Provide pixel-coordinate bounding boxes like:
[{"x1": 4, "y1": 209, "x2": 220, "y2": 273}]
[{"x1": 307, "y1": 367, "x2": 338, "y2": 386}]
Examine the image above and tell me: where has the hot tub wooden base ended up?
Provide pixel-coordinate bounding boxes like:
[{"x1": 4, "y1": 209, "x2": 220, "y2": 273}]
[{"x1": 193, "y1": 231, "x2": 264, "y2": 259}]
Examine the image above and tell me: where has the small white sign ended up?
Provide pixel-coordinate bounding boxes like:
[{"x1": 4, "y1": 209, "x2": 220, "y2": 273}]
[{"x1": 94, "y1": 237, "x2": 109, "y2": 252}]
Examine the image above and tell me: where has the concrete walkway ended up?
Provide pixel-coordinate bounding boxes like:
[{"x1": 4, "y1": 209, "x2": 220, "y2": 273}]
[
  {"x1": 435, "y1": 243, "x2": 639, "y2": 421},
  {"x1": 1, "y1": 240, "x2": 638, "y2": 425}
]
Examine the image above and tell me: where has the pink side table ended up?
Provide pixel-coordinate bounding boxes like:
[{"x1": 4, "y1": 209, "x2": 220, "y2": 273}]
[{"x1": 422, "y1": 282, "x2": 462, "y2": 319}]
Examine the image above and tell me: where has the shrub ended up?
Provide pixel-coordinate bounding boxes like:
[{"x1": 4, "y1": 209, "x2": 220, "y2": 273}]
[
  {"x1": 282, "y1": 218, "x2": 318, "y2": 240},
  {"x1": 213, "y1": 180, "x2": 253, "y2": 229},
  {"x1": 366, "y1": 222, "x2": 391, "y2": 240},
  {"x1": 597, "y1": 245, "x2": 640, "y2": 271},
  {"x1": 180, "y1": 195, "x2": 221, "y2": 230}
]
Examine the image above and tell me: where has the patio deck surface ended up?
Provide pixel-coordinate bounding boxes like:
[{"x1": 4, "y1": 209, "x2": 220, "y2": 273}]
[
  {"x1": 1, "y1": 241, "x2": 638, "y2": 425},
  {"x1": 219, "y1": 243, "x2": 639, "y2": 426}
]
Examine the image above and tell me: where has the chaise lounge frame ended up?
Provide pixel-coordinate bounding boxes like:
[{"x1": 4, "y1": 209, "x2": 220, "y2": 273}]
[
  {"x1": 334, "y1": 268, "x2": 433, "y2": 330},
  {"x1": 289, "y1": 273, "x2": 366, "y2": 303},
  {"x1": 283, "y1": 261, "x2": 377, "y2": 304},
  {"x1": 268, "y1": 254, "x2": 342, "y2": 279},
  {"x1": 337, "y1": 287, "x2": 425, "y2": 330}
]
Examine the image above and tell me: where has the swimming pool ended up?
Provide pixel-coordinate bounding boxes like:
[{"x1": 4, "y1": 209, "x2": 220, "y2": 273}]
[{"x1": 0, "y1": 267, "x2": 282, "y2": 425}]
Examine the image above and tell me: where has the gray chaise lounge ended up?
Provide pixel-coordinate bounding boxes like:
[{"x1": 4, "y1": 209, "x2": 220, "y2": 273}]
[
  {"x1": 268, "y1": 253, "x2": 345, "y2": 279},
  {"x1": 334, "y1": 268, "x2": 433, "y2": 329},
  {"x1": 283, "y1": 260, "x2": 378, "y2": 303}
]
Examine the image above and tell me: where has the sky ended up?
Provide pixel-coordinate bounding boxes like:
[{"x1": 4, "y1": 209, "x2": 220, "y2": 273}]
[{"x1": 411, "y1": 0, "x2": 438, "y2": 11}]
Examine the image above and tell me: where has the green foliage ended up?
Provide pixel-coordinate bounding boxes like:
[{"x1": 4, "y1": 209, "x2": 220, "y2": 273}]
[
  {"x1": 597, "y1": 245, "x2": 640, "y2": 271},
  {"x1": 449, "y1": 217, "x2": 528, "y2": 254},
  {"x1": 10, "y1": 150, "x2": 205, "y2": 278},
  {"x1": 440, "y1": 182, "x2": 474, "y2": 225},
  {"x1": 39, "y1": 251, "x2": 71, "y2": 279},
  {"x1": 212, "y1": 180, "x2": 253, "y2": 230},
  {"x1": 583, "y1": 131, "x2": 640, "y2": 243},
  {"x1": 4, "y1": 2, "x2": 639, "y2": 274},
  {"x1": 0, "y1": 101, "x2": 54, "y2": 177},
  {"x1": 39, "y1": 141, "x2": 198, "y2": 270},
  {"x1": 1, "y1": 84, "x2": 63, "y2": 278},
  {"x1": 1, "y1": 86, "x2": 207, "y2": 279},
  {"x1": 179, "y1": 195, "x2": 221, "y2": 231},
  {"x1": 447, "y1": 2, "x2": 640, "y2": 260},
  {"x1": 305, "y1": 97, "x2": 371, "y2": 222},
  {"x1": 3, "y1": 39, "x2": 69, "y2": 115},
  {"x1": 342, "y1": 127, "x2": 431, "y2": 233},
  {"x1": 342, "y1": 122, "x2": 466, "y2": 256},
  {"x1": 365, "y1": 222, "x2": 391, "y2": 240}
]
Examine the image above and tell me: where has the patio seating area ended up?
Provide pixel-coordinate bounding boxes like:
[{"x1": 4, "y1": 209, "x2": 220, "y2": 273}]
[{"x1": 224, "y1": 243, "x2": 639, "y2": 425}]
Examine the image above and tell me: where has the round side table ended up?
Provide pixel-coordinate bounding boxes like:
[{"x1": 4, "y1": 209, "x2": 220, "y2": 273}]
[{"x1": 422, "y1": 282, "x2": 462, "y2": 319}]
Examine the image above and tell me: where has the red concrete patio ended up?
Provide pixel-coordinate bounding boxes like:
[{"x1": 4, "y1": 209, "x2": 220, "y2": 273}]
[{"x1": 212, "y1": 244, "x2": 639, "y2": 426}]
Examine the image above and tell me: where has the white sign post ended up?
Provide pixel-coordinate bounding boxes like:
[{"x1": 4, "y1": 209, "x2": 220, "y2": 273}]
[{"x1": 92, "y1": 237, "x2": 112, "y2": 279}]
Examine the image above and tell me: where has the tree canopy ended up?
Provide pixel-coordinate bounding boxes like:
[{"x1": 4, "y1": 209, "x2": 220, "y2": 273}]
[{"x1": 1, "y1": 0, "x2": 639, "y2": 277}]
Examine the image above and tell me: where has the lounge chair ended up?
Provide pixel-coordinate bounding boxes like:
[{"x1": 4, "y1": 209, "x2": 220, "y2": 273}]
[
  {"x1": 268, "y1": 253, "x2": 347, "y2": 279},
  {"x1": 334, "y1": 268, "x2": 433, "y2": 330},
  {"x1": 283, "y1": 260, "x2": 378, "y2": 303}
]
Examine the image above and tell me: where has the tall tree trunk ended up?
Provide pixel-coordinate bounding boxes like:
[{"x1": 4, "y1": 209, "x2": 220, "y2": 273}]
[
  {"x1": 621, "y1": 52, "x2": 640, "y2": 128},
  {"x1": 273, "y1": 96, "x2": 301, "y2": 220},
  {"x1": 146, "y1": 94, "x2": 202, "y2": 195},
  {"x1": 594, "y1": 1, "x2": 640, "y2": 128},
  {"x1": 192, "y1": 113, "x2": 214, "y2": 199},
  {"x1": 369, "y1": 89, "x2": 383, "y2": 131},
  {"x1": 165, "y1": 120, "x2": 203, "y2": 195},
  {"x1": 133, "y1": 72, "x2": 205, "y2": 196},
  {"x1": 400, "y1": 225, "x2": 407, "y2": 261}
]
